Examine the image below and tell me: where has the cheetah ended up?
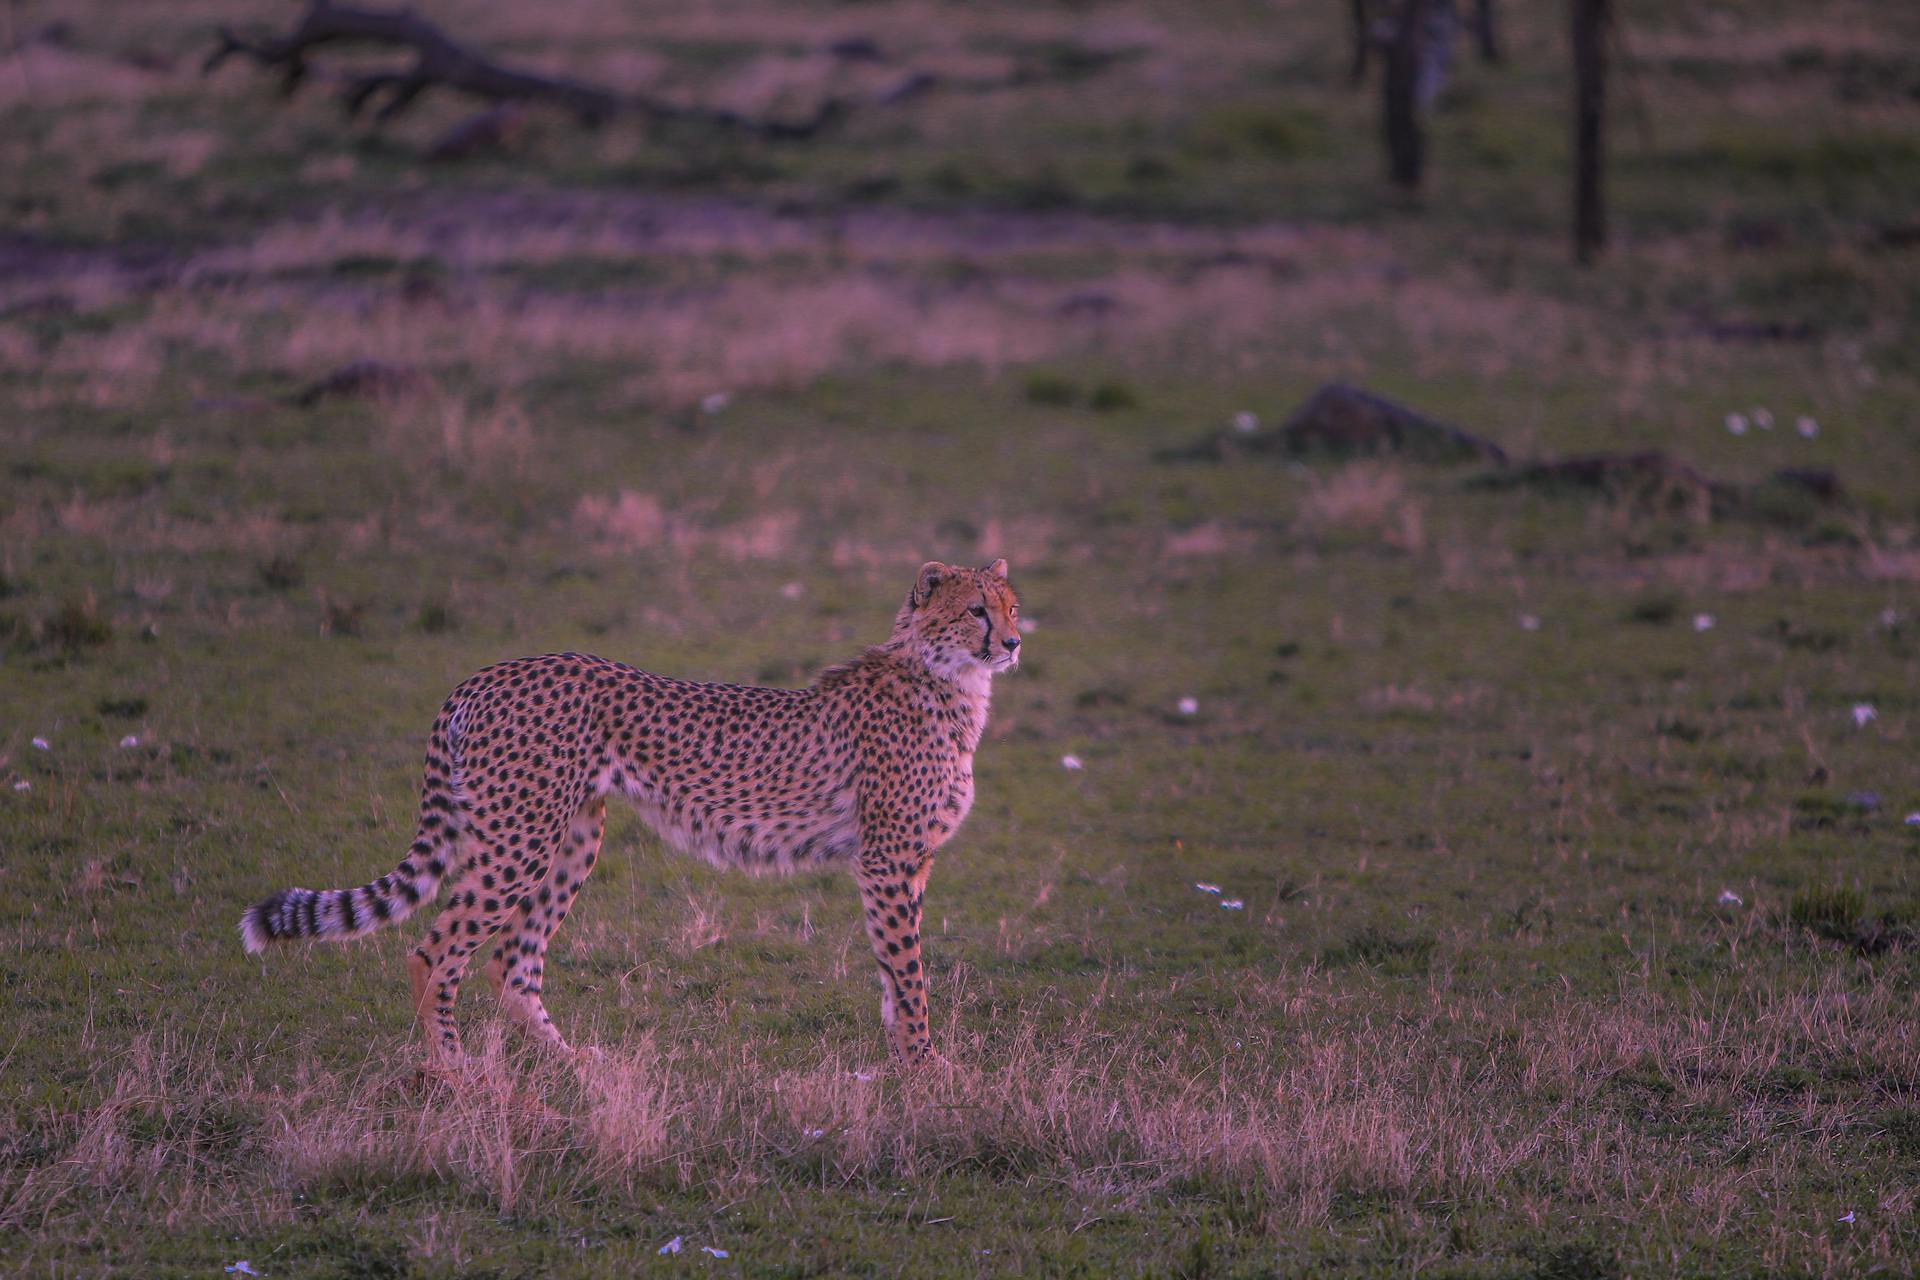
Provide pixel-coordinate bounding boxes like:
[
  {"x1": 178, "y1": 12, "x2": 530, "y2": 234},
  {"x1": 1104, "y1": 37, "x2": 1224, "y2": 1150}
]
[{"x1": 239, "y1": 559, "x2": 1021, "y2": 1068}]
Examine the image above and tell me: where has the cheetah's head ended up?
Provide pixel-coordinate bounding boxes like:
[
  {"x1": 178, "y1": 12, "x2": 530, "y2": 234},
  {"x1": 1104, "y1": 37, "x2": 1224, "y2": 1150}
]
[{"x1": 896, "y1": 559, "x2": 1022, "y2": 681}]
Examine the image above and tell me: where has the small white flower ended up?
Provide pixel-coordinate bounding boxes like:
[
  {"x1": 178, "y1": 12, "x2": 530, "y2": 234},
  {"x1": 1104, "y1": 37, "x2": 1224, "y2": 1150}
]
[
  {"x1": 1220, "y1": 899, "x2": 1245, "y2": 910},
  {"x1": 659, "y1": 1236, "x2": 684, "y2": 1255},
  {"x1": 119, "y1": 734, "x2": 139, "y2": 749},
  {"x1": 1518, "y1": 614, "x2": 1541, "y2": 632},
  {"x1": 1195, "y1": 882, "x2": 1222, "y2": 894},
  {"x1": 1693, "y1": 613, "x2": 1715, "y2": 632},
  {"x1": 1177, "y1": 696, "x2": 1199, "y2": 716},
  {"x1": 803, "y1": 1127, "x2": 827, "y2": 1138},
  {"x1": 699, "y1": 391, "x2": 732, "y2": 415},
  {"x1": 1752, "y1": 407, "x2": 1774, "y2": 430},
  {"x1": 1725, "y1": 412, "x2": 1748, "y2": 436},
  {"x1": 1060, "y1": 755, "x2": 1083, "y2": 770},
  {"x1": 779, "y1": 581, "x2": 804, "y2": 600},
  {"x1": 1017, "y1": 617, "x2": 1037, "y2": 633},
  {"x1": 1840, "y1": 1211, "x2": 1856, "y2": 1225},
  {"x1": 1717, "y1": 889, "x2": 1743, "y2": 906},
  {"x1": 1796, "y1": 415, "x2": 1819, "y2": 439},
  {"x1": 1231, "y1": 410, "x2": 1259, "y2": 434},
  {"x1": 701, "y1": 1246, "x2": 729, "y2": 1258},
  {"x1": 851, "y1": 1069, "x2": 877, "y2": 1082},
  {"x1": 11, "y1": 780, "x2": 29, "y2": 792},
  {"x1": 1852, "y1": 704, "x2": 1876, "y2": 727},
  {"x1": 31, "y1": 737, "x2": 49, "y2": 750}
]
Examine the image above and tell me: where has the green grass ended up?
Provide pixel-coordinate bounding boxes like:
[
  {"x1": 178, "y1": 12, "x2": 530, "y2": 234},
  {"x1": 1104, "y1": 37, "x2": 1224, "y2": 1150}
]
[{"x1": 3, "y1": 0, "x2": 1919, "y2": 1275}]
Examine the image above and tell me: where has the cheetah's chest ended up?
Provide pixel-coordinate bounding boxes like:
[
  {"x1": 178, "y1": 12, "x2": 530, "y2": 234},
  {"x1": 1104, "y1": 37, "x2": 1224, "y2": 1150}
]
[
  {"x1": 926, "y1": 758, "x2": 974, "y2": 850},
  {"x1": 922, "y1": 691, "x2": 987, "y2": 849}
]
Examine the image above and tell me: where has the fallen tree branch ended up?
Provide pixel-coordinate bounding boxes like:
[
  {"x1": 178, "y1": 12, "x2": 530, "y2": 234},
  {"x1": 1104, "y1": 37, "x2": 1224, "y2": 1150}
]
[
  {"x1": 205, "y1": 2, "x2": 1121, "y2": 147},
  {"x1": 203, "y1": 0, "x2": 864, "y2": 137},
  {"x1": 205, "y1": 1, "x2": 619, "y2": 124},
  {"x1": 286, "y1": 360, "x2": 430, "y2": 407}
]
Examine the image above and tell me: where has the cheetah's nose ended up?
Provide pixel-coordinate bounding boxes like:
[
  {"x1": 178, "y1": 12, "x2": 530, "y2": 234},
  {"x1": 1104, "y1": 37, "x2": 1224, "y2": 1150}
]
[{"x1": 1002, "y1": 635, "x2": 1020, "y2": 651}]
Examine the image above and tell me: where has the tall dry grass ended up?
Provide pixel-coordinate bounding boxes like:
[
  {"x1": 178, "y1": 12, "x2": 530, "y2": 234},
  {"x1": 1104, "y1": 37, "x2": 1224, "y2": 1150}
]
[
  {"x1": 2, "y1": 212, "x2": 1601, "y2": 412},
  {"x1": 1295, "y1": 462, "x2": 1425, "y2": 553},
  {"x1": 3, "y1": 969, "x2": 1911, "y2": 1267}
]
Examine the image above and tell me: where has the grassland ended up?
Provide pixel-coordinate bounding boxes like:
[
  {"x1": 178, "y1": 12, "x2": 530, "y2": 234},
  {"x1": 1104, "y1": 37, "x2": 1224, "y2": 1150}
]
[{"x1": 2, "y1": 1, "x2": 1918, "y2": 1275}]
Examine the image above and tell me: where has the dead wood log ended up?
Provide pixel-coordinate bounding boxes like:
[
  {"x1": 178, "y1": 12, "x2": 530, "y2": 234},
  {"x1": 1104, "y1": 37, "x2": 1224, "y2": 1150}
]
[
  {"x1": 205, "y1": 1, "x2": 618, "y2": 124},
  {"x1": 192, "y1": 360, "x2": 430, "y2": 414},
  {"x1": 287, "y1": 360, "x2": 430, "y2": 407},
  {"x1": 205, "y1": 0, "x2": 860, "y2": 139},
  {"x1": 205, "y1": 2, "x2": 1103, "y2": 150}
]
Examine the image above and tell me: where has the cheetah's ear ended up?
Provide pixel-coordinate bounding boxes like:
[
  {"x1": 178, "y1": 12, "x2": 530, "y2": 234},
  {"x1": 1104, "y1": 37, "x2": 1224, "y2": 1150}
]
[
  {"x1": 911, "y1": 561, "x2": 948, "y2": 609},
  {"x1": 983, "y1": 558, "x2": 1009, "y2": 580}
]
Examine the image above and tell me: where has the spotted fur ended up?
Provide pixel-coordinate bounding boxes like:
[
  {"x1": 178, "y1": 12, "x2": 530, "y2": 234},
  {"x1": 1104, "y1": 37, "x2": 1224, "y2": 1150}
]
[{"x1": 239, "y1": 559, "x2": 1021, "y2": 1067}]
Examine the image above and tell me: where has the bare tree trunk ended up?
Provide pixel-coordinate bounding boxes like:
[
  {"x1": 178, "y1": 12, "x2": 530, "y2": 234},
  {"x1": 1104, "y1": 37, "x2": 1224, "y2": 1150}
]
[
  {"x1": 1474, "y1": 0, "x2": 1501, "y2": 63},
  {"x1": 1417, "y1": 0, "x2": 1457, "y2": 107},
  {"x1": 1383, "y1": 0, "x2": 1426, "y2": 190},
  {"x1": 1572, "y1": 0, "x2": 1608, "y2": 262},
  {"x1": 1350, "y1": 0, "x2": 1373, "y2": 84}
]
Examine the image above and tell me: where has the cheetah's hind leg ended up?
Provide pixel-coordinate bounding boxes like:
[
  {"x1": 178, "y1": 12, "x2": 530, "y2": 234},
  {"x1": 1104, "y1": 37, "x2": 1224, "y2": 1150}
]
[
  {"x1": 412, "y1": 821, "x2": 564, "y2": 1066},
  {"x1": 483, "y1": 796, "x2": 606, "y2": 1053}
]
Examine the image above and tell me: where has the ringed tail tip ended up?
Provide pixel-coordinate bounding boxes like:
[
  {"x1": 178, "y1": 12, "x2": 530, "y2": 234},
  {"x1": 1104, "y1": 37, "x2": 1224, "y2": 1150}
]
[
  {"x1": 238, "y1": 902, "x2": 270, "y2": 954},
  {"x1": 238, "y1": 890, "x2": 300, "y2": 954}
]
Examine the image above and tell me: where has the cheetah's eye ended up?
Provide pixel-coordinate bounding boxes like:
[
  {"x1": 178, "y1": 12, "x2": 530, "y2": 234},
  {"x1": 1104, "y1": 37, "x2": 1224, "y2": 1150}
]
[{"x1": 968, "y1": 605, "x2": 987, "y2": 618}]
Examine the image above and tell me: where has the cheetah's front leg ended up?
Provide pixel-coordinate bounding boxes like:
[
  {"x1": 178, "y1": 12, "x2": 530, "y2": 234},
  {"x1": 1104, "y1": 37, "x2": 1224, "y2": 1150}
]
[{"x1": 856, "y1": 855, "x2": 938, "y2": 1067}]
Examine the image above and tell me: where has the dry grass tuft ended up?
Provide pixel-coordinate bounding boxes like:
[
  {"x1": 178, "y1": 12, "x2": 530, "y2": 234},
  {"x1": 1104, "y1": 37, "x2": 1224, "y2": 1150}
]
[
  {"x1": 376, "y1": 391, "x2": 537, "y2": 482},
  {"x1": 4, "y1": 971, "x2": 1911, "y2": 1264},
  {"x1": 1296, "y1": 463, "x2": 1425, "y2": 553},
  {"x1": 670, "y1": 892, "x2": 729, "y2": 955},
  {"x1": 572, "y1": 489, "x2": 800, "y2": 561}
]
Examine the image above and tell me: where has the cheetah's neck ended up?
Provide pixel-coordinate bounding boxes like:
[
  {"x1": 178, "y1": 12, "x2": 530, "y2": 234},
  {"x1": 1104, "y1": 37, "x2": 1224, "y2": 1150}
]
[
  {"x1": 864, "y1": 640, "x2": 995, "y2": 754},
  {"x1": 919, "y1": 652, "x2": 993, "y2": 755}
]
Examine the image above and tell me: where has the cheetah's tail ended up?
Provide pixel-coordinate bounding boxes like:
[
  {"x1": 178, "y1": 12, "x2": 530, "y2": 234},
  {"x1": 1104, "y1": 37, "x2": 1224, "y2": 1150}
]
[{"x1": 238, "y1": 700, "x2": 468, "y2": 954}]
